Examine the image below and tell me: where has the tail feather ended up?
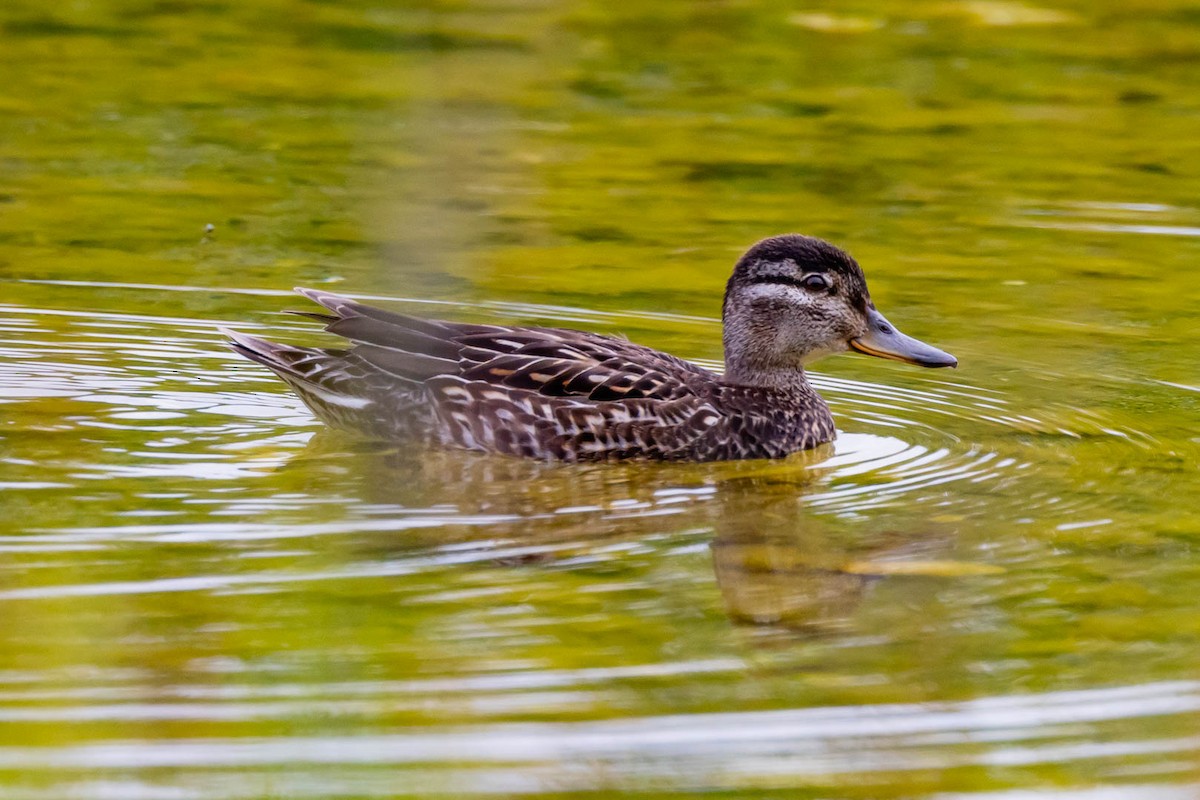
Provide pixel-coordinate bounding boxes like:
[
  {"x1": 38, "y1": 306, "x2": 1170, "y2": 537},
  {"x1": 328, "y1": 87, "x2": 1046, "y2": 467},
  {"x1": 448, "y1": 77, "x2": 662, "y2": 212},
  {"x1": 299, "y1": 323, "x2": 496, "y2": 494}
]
[
  {"x1": 222, "y1": 327, "x2": 437, "y2": 437},
  {"x1": 293, "y1": 288, "x2": 465, "y2": 340},
  {"x1": 324, "y1": 314, "x2": 462, "y2": 361},
  {"x1": 352, "y1": 344, "x2": 459, "y2": 382},
  {"x1": 224, "y1": 328, "x2": 381, "y2": 431},
  {"x1": 222, "y1": 328, "x2": 315, "y2": 380},
  {"x1": 285, "y1": 310, "x2": 339, "y2": 325}
]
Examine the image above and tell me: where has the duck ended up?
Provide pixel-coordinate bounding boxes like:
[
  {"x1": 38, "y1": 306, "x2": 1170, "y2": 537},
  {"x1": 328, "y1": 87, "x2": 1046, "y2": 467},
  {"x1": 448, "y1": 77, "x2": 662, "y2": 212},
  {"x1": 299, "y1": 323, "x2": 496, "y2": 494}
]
[{"x1": 224, "y1": 234, "x2": 956, "y2": 462}]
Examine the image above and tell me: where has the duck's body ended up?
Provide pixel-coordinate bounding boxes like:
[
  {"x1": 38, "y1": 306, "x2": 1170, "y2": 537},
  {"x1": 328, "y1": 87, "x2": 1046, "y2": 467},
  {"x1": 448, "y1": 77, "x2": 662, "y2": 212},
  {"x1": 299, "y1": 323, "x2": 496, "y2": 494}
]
[{"x1": 226, "y1": 235, "x2": 955, "y2": 462}]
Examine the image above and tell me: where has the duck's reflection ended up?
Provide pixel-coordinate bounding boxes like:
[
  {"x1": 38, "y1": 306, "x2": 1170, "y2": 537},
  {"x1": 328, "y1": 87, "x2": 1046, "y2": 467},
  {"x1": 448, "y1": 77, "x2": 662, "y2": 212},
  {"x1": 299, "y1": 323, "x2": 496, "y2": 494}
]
[
  {"x1": 709, "y1": 475, "x2": 874, "y2": 634},
  {"x1": 290, "y1": 433, "x2": 942, "y2": 636}
]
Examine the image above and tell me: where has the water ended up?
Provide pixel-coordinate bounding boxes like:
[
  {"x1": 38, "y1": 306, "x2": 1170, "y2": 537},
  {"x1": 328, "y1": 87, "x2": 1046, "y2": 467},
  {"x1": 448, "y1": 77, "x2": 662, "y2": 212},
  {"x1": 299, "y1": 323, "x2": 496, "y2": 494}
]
[{"x1": 1, "y1": 0, "x2": 1199, "y2": 797}]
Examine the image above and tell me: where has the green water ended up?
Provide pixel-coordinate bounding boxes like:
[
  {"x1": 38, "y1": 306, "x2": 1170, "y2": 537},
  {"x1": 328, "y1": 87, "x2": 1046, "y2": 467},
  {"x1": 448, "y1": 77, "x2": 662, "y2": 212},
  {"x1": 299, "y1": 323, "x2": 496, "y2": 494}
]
[{"x1": 2, "y1": 0, "x2": 1199, "y2": 797}]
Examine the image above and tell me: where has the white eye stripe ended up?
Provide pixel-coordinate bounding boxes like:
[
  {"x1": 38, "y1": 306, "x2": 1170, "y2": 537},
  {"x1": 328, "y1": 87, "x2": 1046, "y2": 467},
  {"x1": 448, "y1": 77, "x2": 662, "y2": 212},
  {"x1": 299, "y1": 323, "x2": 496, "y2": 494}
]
[
  {"x1": 748, "y1": 272, "x2": 832, "y2": 291},
  {"x1": 748, "y1": 274, "x2": 806, "y2": 289},
  {"x1": 743, "y1": 283, "x2": 809, "y2": 301}
]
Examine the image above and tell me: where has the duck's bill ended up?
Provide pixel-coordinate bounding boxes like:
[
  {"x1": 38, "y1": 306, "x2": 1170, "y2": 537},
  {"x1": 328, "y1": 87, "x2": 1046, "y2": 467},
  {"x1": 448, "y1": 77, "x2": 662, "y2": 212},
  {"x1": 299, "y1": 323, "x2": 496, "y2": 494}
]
[{"x1": 850, "y1": 309, "x2": 957, "y2": 368}]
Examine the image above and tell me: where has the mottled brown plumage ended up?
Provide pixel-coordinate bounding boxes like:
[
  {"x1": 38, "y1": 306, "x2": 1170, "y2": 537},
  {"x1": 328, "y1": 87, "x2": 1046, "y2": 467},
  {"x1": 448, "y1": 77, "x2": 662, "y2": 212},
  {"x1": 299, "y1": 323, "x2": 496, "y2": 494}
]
[{"x1": 224, "y1": 235, "x2": 956, "y2": 462}]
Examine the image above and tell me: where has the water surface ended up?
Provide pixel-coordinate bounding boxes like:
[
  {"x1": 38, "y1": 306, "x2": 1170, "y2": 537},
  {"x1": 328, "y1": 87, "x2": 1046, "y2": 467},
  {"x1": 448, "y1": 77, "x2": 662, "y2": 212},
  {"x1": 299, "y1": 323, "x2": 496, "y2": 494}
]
[{"x1": 1, "y1": 0, "x2": 1199, "y2": 797}]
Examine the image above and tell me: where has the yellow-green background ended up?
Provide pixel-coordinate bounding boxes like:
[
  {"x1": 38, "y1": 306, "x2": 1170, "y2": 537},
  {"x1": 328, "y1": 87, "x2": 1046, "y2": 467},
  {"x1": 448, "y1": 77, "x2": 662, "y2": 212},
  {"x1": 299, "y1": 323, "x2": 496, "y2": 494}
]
[{"x1": 1, "y1": 0, "x2": 1198, "y2": 797}]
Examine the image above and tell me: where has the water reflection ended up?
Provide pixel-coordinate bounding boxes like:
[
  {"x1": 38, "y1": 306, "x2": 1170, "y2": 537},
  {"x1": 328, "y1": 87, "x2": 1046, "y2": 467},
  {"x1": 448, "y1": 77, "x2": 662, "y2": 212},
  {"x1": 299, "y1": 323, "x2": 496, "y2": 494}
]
[
  {"x1": 4, "y1": 0, "x2": 1200, "y2": 792},
  {"x1": 714, "y1": 539, "x2": 874, "y2": 633},
  {"x1": 1, "y1": 296, "x2": 1195, "y2": 798},
  {"x1": 711, "y1": 471, "x2": 875, "y2": 634},
  {"x1": 299, "y1": 435, "x2": 977, "y2": 638},
  {"x1": 1, "y1": 679, "x2": 1196, "y2": 797}
]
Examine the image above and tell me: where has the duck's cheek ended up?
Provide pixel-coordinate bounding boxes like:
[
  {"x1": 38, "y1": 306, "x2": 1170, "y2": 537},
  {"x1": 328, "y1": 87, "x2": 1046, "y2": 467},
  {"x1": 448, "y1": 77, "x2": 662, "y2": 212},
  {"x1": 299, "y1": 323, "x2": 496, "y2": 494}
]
[{"x1": 798, "y1": 338, "x2": 851, "y2": 365}]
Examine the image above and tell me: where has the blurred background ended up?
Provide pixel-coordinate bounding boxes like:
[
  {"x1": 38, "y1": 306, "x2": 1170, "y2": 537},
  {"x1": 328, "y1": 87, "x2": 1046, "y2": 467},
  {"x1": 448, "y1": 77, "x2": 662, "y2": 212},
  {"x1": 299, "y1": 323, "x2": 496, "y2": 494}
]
[{"x1": 1, "y1": 0, "x2": 1198, "y2": 798}]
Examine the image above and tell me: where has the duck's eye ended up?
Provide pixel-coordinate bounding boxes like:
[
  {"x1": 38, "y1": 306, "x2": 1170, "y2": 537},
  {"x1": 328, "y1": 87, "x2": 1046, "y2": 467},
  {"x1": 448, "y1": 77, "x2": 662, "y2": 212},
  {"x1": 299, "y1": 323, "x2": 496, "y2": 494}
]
[{"x1": 801, "y1": 274, "x2": 830, "y2": 291}]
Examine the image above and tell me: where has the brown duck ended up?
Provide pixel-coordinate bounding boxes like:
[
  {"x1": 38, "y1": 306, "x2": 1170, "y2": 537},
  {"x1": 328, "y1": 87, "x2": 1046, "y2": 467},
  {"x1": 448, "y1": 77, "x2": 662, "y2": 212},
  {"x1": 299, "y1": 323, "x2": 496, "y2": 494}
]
[{"x1": 225, "y1": 235, "x2": 956, "y2": 462}]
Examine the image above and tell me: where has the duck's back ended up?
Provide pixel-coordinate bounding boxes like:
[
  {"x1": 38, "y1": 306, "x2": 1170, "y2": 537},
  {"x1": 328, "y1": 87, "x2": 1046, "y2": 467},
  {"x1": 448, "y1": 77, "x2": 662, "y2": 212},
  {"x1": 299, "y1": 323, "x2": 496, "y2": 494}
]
[
  {"x1": 227, "y1": 289, "x2": 836, "y2": 461},
  {"x1": 228, "y1": 290, "x2": 783, "y2": 461}
]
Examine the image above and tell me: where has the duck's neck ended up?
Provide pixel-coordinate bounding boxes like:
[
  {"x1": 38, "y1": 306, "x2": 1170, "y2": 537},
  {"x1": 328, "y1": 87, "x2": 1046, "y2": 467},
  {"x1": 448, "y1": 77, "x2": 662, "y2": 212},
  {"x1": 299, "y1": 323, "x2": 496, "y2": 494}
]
[
  {"x1": 721, "y1": 305, "x2": 817, "y2": 393},
  {"x1": 722, "y1": 354, "x2": 812, "y2": 393}
]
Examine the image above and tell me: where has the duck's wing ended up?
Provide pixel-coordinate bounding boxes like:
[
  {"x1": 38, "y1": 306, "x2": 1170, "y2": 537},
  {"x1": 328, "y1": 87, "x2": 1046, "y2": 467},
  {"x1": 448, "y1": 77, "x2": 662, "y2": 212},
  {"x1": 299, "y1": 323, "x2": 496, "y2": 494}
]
[
  {"x1": 228, "y1": 290, "x2": 727, "y2": 459},
  {"x1": 293, "y1": 288, "x2": 718, "y2": 403},
  {"x1": 424, "y1": 380, "x2": 724, "y2": 461}
]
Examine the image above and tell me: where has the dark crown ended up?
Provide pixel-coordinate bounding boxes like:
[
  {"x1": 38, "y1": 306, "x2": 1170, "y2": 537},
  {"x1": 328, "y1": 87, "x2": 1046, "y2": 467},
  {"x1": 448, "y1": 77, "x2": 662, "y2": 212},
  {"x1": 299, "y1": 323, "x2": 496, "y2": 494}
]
[{"x1": 724, "y1": 234, "x2": 869, "y2": 312}]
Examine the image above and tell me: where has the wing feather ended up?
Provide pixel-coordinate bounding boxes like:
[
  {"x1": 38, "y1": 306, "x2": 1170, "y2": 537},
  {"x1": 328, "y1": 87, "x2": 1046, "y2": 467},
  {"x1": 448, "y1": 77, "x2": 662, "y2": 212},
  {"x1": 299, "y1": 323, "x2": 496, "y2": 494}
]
[{"x1": 228, "y1": 290, "x2": 737, "y2": 460}]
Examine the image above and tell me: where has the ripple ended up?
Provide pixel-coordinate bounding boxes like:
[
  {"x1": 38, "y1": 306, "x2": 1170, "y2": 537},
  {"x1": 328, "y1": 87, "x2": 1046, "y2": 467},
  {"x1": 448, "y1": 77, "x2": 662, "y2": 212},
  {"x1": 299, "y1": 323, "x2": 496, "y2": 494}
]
[
  {"x1": 0, "y1": 680, "x2": 1192, "y2": 795},
  {"x1": 0, "y1": 283, "x2": 1154, "y2": 545},
  {"x1": 1007, "y1": 199, "x2": 1200, "y2": 238},
  {"x1": 0, "y1": 279, "x2": 1190, "y2": 800}
]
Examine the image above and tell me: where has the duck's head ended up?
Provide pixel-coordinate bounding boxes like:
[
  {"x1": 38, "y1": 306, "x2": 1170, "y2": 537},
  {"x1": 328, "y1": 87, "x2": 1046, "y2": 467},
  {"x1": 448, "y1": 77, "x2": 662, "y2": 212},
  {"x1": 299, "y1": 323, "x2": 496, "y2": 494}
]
[{"x1": 722, "y1": 234, "x2": 956, "y2": 388}]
